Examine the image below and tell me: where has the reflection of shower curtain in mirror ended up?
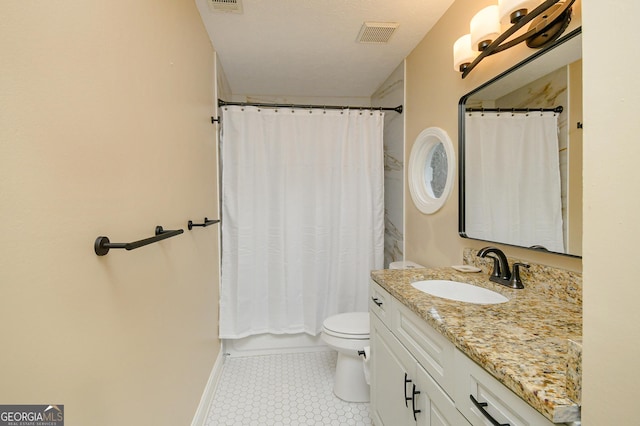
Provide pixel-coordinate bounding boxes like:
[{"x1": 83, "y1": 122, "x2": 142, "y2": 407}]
[
  {"x1": 465, "y1": 112, "x2": 564, "y2": 252},
  {"x1": 219, "y1": 106, "x2": 384, "y2": 339}
]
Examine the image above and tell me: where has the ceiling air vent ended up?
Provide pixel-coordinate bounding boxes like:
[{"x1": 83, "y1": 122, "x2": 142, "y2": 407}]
[
  {"x1": 208, "y1": 0, "x2": 243, "y2": 14},
  {"x1": 357, "y1": 22, "x2": 399, "y2": 44}
]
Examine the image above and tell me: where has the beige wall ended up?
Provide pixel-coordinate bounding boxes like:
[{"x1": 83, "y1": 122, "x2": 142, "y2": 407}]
[
  {"x1": 582, "y1": 0, "x2": 640, "y2": 423},
  {"x1": 0, "y1": 1, "x2": 220, "y2": 424},
  {"x1": 404, "y1": 0, "x2": 582, "y2": 271}
]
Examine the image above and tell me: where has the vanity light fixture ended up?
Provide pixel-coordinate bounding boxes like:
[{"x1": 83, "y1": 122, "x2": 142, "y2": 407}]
[{"x1": 453, "y1": 0, "x2": 574, "y2": 78}]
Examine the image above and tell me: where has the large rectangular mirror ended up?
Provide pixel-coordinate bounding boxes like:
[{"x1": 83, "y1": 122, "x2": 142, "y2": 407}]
[{"x1": 459, "y1": 28, "x2": 582, "y2": 258}]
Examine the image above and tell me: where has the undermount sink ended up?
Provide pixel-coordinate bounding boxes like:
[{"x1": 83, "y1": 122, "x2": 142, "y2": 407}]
[{"x1": 411, "y1": 280, "x2": 509, "y2": 304}]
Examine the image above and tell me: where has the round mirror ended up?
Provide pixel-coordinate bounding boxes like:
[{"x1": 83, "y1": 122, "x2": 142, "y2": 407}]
[{"x1": 408, "y1": 127, "x2": 455, "y2": 214}]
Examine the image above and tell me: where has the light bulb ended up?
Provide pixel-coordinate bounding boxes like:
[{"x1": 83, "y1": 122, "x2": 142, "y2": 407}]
[
  {"x1": 470, "y1": 5, "x2": 501, "y2": 51},
  {"x1": 453, "y1": 34, "x2": 477, "y2": 72},
  {"x1": 498, "y1": 0, "x2": 543, "y2": 25}
]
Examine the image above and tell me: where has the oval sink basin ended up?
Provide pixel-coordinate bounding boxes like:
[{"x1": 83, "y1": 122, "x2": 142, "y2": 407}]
[{"x1": 411, "y1": 280, "x2": 508, "y2": 304}]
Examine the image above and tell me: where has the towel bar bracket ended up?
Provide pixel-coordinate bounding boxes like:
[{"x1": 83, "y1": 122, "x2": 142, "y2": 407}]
[
  {"x1": 94, "y1": 236, "x2": 115, "y2": 256},
  {"x1": 188, "y1": 217, "x2": 220, "y2": 230}
]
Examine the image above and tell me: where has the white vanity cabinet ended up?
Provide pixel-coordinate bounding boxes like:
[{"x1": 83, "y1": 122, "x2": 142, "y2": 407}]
[
  {"x1": 369, "y1": 280, "x2": 564, "y2": 426},
  {"x1": 369, "y1": 282, "x2": 468, "y2": 426}
]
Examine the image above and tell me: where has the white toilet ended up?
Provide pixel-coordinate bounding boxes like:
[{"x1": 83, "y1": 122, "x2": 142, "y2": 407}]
[
  {"x1": 388, "y1": 260, "x2": 425, "y2": 270},
  {"x1": 321, "y1": 311, "x2": 370, "y2": 402},
  {"x1": 321, "y1": 260, "x2": 425, "y2": 403}
]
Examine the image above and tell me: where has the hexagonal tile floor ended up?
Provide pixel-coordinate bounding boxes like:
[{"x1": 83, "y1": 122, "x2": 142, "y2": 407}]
[{"x1": 204, "y1": 350, "x2": 371, "y2": 425}]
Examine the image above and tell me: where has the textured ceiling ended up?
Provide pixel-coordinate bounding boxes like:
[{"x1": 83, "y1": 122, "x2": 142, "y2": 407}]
[{"x1": 195, "y1": 0, "x2": 454, "y2": 99}]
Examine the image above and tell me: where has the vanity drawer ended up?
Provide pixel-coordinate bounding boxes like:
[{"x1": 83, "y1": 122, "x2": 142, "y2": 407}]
[
  {"x1": 369, "y1": 280, "x2": 392, "y2": 322},
  {"x1": 454, "y1": 348, "x2": 554, "y2": 426},
  {"x1": 392, "y1": 298, "x2": 455, "y2": 398}
]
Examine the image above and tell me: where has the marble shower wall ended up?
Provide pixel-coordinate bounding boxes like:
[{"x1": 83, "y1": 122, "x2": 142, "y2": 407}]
[{"x1": 372, "y1": 63, "x2": 405, "y2": 268}]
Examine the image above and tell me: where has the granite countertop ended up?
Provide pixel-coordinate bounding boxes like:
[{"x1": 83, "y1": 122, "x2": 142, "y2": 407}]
[{"x1": 370, "y1": 267, "x2": 582, "y2": 423}]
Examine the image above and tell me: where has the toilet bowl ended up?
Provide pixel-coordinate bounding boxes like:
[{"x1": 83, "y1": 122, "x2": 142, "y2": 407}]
[
  {"x1": 321, "y1": 262, "x2": 424, "y2": 402},
  {"x1": 321, "y1": 312, "x2": 370, "y2": 402}
]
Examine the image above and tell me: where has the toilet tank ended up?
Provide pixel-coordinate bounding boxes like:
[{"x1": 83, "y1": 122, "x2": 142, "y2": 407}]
[{"x1": 389, "y1": 260, "x2": 425, "y2": 270}]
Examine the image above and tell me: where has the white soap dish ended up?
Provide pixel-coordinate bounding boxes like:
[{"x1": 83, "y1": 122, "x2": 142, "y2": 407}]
[{"x1": 451, "y1": 265, "x2": 481, "y2": 273}]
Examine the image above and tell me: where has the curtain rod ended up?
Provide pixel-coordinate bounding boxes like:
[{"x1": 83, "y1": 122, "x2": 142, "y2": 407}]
[
  {"x1": 466, "y1": 106, "x2": 563, "y2": 113},
  {"x1": 218, "y1": 99, "x2": 403, "y2": 114}
]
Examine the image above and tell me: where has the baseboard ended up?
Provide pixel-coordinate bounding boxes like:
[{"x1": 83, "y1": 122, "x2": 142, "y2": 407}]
[
  {"x1": 191, "y1": 349, "x2": 226, "y2": 426},
  {"x1": 223, "y1": 333, "x2": 328, "y2": 357}
]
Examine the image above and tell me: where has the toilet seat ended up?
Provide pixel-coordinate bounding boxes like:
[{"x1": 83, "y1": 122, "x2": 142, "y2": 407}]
[{"x1": 322, "y1": 312, "x2": 369, "y2": 339}]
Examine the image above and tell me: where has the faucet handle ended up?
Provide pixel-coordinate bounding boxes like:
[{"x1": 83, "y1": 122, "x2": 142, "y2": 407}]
[{"x1": 509, "y1": 262, "x2": 530, "y2": 289}]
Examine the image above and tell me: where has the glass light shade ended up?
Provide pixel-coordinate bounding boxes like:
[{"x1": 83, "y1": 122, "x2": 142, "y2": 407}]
[
  {"x1": 470, "y1": 5, "x2": 501, "y2": 51},
  {"x1": 498, "y1": 0, "x2": 543, "y2": 24},
  {"x1": 453, "y1": 34, "x2": 477, "y2": 72}
]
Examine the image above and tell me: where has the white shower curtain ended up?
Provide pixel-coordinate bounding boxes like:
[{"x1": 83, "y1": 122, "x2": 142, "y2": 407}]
[
  {"x1": 465, "y1": 112, "x2": 564, "y2": 252},
  {"x1": 219, "y1": 106, "x2": 384, "y2": 339}
]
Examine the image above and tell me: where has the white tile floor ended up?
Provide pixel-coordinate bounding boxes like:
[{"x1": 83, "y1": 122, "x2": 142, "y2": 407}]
[{"x1": 204, "y1": 350, "x2": 372, "y2": 426}]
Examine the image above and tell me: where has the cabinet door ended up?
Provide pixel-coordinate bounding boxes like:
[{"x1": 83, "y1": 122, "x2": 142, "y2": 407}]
[
  {"x1": 415, "y1": 363, "x2": 470, "y2": 426},
  {"x1": 370, "y1": 314, "x2": 417, "y2": 426}
]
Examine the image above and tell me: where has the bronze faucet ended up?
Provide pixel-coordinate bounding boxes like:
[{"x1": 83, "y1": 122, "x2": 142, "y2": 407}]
[{"x1": 477, "y1": 246, "x2": 528, "y2": 289}]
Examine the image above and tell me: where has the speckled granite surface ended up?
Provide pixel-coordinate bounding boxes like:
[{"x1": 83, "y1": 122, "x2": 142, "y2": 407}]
[
  {"x1": 463, "y1": 248, "x2": 583, "y2": 305},
  {"x1": 370, "y1": 266, "x2": 582, "y2": 423},
  {"x1": 566, "y1": 339, "x2": 582, "y2": 403}
]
